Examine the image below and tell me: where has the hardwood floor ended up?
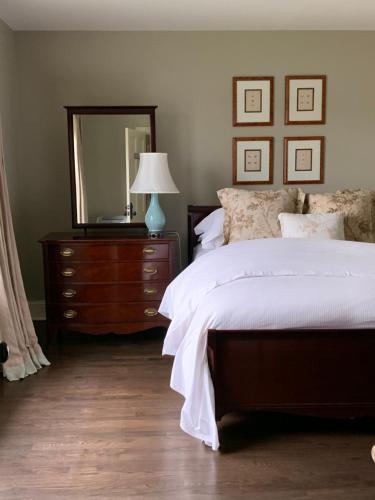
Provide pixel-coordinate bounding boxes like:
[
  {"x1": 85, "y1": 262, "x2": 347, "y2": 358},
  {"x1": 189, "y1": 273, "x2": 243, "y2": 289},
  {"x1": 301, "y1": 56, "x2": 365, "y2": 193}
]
[{"x1": 0, "y1": 325, "x2": 375, "y2": 499}]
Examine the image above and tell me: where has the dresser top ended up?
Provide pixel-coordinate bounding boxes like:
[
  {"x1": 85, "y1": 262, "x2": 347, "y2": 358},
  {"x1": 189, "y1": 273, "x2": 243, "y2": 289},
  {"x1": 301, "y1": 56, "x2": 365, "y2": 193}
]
[{"x1": 39, "y1": 232, "x2": 178, "y2": 243}]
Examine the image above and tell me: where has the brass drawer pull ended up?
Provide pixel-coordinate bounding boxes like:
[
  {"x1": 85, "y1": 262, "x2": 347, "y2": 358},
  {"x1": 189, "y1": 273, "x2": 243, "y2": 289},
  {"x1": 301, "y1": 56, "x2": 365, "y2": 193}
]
[
  {"x1": 62, "y1": 289, "x2": 77, "y2": 298},
  {"x1": 60, "y1": 247, "x2": 74, "y2": 257},
  {"x1": 63, "y1": 309, "x2": 77, "y2": 319},
  {"x1": 144, "y1": 287, "x2": 157, "y2": 295},
  {"x1": 144, "y1": 307, "x2": 158, "y2": 317},
  {"x1": 143, "y1": 247, "x2": 156, "y2": 255},
  {"x1": 143, "y1": 266, "x2": 157, "y2": 275},
  {"x1": 61, "y1": 268, "x2": 76, "y2": 277}
]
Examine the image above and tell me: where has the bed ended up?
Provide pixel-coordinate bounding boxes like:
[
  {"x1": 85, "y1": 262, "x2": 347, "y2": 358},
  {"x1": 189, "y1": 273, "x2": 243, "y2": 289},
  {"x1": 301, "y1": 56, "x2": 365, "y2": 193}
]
[{"x1": 160, "y1": 205, "x2": 375, "y2": 450}]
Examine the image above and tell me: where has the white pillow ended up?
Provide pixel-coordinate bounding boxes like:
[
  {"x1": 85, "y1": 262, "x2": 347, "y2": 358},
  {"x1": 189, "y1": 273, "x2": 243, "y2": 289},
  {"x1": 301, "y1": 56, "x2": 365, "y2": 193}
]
[
  {"x1": 278, "y1": 213, "x2": 345, "y2": 240},
  {"x1": 194, "y1": 208, "x2": 225, "y2": 249}
]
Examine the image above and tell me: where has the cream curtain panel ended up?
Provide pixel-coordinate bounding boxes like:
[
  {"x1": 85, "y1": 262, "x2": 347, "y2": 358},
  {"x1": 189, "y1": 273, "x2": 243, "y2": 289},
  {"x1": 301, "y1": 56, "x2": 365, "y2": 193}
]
[
  {"x1": 0, "y1": 123, "x2": 49, "y2": 381},
  {"x1": 73, "y1": 115, "x2": 88, "y2": 223}
]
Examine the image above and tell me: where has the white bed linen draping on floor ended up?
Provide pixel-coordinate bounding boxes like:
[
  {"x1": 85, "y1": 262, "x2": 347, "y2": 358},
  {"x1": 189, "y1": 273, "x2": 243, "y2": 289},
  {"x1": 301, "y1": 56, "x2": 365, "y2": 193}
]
[{"x1": 160, "y1": 238, "x2": 375, "y2": 450}]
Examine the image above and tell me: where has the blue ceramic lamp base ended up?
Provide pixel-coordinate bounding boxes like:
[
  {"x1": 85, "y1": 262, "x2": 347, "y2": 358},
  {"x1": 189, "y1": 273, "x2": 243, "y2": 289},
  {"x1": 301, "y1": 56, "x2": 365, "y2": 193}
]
[{"x1": 145, "y1": 193, "x2": 166, "y2": 237}]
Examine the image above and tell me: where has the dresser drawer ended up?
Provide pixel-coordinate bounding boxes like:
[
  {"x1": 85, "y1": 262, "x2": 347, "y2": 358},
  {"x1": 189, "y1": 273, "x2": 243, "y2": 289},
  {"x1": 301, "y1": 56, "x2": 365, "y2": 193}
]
[
  {"x1": 48, "y1": 242, "x2": 169, "y2": 262},
  {"x1": 49, "y1": 282, "x2": 168, "y2": 303},
  {"x1": 51, "y1": 302, "x2": 163, "y2": 324},
  {"x1": 49, "y1": 261, "x2": 170, "y2": 283}
]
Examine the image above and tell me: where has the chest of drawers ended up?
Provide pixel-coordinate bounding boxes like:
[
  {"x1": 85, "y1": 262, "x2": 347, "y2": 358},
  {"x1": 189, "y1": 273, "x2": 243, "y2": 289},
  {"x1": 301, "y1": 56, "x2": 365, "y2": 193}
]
[{"x1": 39, "y1": 233, "x2": 178, "y2": 337}]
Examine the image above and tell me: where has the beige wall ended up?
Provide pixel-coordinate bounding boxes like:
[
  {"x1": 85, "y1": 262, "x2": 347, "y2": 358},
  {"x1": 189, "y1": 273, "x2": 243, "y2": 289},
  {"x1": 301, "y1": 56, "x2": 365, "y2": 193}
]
[
  {"x1": 0, "y1": 19, "x2": 17, "y2": 219},
  {"x1": 11, "y1": 31, "x2": 375, "y2": 300}
]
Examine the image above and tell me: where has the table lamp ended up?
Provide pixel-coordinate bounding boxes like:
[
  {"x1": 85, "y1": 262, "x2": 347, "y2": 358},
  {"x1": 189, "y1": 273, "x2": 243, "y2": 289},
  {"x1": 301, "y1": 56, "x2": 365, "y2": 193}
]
[{"x1": 130, "y1": 153, "x2": 179, "y2": 237}]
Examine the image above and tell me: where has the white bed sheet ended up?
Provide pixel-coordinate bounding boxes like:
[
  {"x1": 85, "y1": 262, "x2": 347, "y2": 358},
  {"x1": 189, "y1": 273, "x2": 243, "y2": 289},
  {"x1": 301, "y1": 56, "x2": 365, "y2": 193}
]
[
  {"x1": 159, "y1": 238, "x2": 375, "y2": 450},
  {"x1": 193, "y1": 243, "x2": 214, "y2": 260}
]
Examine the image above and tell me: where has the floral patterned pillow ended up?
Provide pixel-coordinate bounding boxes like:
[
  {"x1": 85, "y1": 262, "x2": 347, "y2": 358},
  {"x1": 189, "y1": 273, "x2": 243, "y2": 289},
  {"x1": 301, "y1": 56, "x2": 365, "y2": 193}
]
[
  {"x1": 305, "y1": 189, "x2": 375, "y2": 243},
  {"x1": 217, "y1": 188, "x2": 304, "y2": 244},
  {"x1": 278, "y1": 213, "x2": 345, "y2": 240}
]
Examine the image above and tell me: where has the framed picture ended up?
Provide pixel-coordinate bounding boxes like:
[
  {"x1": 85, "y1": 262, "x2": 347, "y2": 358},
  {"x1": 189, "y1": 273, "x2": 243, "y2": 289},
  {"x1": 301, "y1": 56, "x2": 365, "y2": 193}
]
[
  {"x1": 284, "y1": 136, "x2": 325, "y2": 184},
  {"x1": 233, "y1": 77, "x2": 274, "y2": 126},
  {"x1": 285, "y1": 75, "x2": 326, "y2": 125},
  {"x1": 233, "y1": 137, "x2": 274, "y2": 185}
]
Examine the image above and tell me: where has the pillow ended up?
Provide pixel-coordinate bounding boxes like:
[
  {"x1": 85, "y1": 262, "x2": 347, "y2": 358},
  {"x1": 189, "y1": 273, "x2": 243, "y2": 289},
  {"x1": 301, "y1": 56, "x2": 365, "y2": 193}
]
[
  {"x1": 278, "y1": 213, "x2": 345, "y2": 240},
  {"x1": 217, "y1": 188, "x2": 304, "y2": 244},
  {"x1": 194, "y1": 208, "x2": 224, "y2": 250},
  {"x1": 305, "y1": 189, "x2": 375, "y2": 243}
]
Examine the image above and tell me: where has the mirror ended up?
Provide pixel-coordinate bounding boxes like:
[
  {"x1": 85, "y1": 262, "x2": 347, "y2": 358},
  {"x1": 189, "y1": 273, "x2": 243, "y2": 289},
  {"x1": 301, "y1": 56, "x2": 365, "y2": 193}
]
[{"x1": 66, "y1": 106, "x2": 157, "y2": 228}]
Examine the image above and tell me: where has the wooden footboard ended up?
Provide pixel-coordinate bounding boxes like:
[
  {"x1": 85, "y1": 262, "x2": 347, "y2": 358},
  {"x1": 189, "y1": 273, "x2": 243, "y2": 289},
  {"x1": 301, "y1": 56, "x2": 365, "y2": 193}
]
[{"x1": 207, "y1": 329, "x2": 375, "y2": 421}]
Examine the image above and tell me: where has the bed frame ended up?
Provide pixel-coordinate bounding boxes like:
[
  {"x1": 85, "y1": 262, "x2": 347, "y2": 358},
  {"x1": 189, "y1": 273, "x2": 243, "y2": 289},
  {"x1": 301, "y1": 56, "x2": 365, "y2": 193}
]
[{"x1": 188, "y1": 205, "x2": 375, "y2": 422}]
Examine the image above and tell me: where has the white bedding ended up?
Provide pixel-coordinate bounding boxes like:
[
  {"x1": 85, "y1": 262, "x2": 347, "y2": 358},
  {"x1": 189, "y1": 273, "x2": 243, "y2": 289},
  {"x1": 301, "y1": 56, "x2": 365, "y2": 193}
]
[
  {"x1": 193, "y1": 243, "x2": 214, "y2": 260},
  {"x1": 160, "y1": 238, "x2": 375, "y2": 450}
]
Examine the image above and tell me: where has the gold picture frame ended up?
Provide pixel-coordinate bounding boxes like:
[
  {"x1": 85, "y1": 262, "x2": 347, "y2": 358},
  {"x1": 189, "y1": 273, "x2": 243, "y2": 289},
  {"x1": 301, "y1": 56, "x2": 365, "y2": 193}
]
[
  {"x1": 284, "y1": 136, "x2": 325, "y2": 184},
  {"x1": 285, "y1": 75, "x2": 327, "y2": 125},
  {"x1": 233, "y1": 137, "x2": 274, "y2": 185},
  {"x1": 233, "y1": 77, "x2": 274, "y2": 126}
]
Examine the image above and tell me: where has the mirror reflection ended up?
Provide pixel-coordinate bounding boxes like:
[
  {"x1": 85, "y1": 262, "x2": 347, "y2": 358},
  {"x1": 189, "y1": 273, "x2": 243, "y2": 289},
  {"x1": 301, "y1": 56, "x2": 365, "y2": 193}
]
[{"x1": 68, "y1": 107, "x2": 156, "y2": 226}]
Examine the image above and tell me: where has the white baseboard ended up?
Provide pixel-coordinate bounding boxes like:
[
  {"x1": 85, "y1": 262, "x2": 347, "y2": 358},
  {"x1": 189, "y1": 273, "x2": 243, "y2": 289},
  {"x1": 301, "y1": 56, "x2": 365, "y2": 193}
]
[{"x1": 29, "y1": 301, "x2": 46, "y2": 321}]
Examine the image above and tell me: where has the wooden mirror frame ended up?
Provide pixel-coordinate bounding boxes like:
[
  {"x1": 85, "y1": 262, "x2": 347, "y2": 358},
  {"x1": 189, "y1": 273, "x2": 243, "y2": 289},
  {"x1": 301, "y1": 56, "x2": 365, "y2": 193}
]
[{"x1": 66, "y1": 105, "x2": 157, "y2": 229}]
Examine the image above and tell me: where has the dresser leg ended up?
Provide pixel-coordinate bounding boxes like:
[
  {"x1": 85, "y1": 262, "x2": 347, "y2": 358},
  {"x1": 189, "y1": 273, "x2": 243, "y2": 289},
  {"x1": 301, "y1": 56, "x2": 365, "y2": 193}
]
[
  {"x1": 45, "y1": 325, "x2": 58, "y2": 349},
  {"x1": 57, "y1": 329, "x2": 64, "y2": 345}
]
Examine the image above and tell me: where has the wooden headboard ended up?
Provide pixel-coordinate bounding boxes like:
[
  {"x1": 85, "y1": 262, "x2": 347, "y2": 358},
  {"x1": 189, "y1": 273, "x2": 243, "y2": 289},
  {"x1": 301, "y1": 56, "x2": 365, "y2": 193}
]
[{"x1": 187, "y1": 205, "x2": 220, "y2": 264}]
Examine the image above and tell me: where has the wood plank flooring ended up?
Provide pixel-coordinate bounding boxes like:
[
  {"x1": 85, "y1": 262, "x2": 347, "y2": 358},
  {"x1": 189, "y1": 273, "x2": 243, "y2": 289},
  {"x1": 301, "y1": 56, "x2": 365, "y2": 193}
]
[{"x1": 0, "y1": 325, "x2": 374, "y2": 499}]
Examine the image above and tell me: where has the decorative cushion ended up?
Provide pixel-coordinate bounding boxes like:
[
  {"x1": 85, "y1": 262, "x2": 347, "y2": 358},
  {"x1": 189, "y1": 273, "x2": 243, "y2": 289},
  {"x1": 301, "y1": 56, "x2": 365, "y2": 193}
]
[
  {"x1": 305, "y1": 189, "x2": 375, "y2": 243},
  {"x1": 194, "y1": 208, "x2": 224, "y2": 249},
  {"x1": 278, "y1": 213, "x2": 345, "y2": 240},
  {"x1": 217, "y1": 188, "x2": 304, "y2": 244}
]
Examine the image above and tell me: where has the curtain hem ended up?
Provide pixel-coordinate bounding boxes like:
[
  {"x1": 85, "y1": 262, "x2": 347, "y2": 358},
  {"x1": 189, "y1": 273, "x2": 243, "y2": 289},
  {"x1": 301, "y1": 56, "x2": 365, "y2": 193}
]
[{"x1": 3, "y1": 343, "x2": 50, "y2": 381}]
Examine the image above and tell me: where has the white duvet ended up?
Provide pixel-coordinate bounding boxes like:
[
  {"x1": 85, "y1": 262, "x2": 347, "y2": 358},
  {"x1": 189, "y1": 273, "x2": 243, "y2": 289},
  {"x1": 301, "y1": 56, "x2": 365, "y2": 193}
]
[{"x1": 159, "y1": 238, "x2": 375, "y2": 450}]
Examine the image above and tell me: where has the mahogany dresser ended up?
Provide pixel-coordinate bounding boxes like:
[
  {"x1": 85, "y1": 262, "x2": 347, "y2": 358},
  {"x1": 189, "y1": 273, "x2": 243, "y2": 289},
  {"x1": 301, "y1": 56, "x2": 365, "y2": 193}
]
[{"x1": 39, "y1": 233, "x2": 178, "y2": 337}]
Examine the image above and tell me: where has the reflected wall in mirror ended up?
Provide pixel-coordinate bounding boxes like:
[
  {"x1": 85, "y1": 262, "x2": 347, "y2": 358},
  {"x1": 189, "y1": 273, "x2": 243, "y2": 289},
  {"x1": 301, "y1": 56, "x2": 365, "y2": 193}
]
[{"x1": 66, "y1": 106, "x2": 157, "y2": 228}]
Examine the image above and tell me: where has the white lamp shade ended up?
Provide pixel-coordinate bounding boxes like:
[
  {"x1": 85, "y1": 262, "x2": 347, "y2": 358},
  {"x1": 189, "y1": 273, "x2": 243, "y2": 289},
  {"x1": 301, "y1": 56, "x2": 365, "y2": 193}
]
[{"x1": 130, "y1": 153, "x2": 180, "y2": 194}]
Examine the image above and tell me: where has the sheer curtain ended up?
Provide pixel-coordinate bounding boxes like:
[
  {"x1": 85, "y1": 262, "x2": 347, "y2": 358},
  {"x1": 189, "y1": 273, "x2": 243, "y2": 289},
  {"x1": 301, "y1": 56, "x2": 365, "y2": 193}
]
[
  {"x1": 0, "y1": 122, "x2": 49, "y2": 381},
  {"x1": 73, "y1": 115, "x2": 88, "y2": 223}
]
